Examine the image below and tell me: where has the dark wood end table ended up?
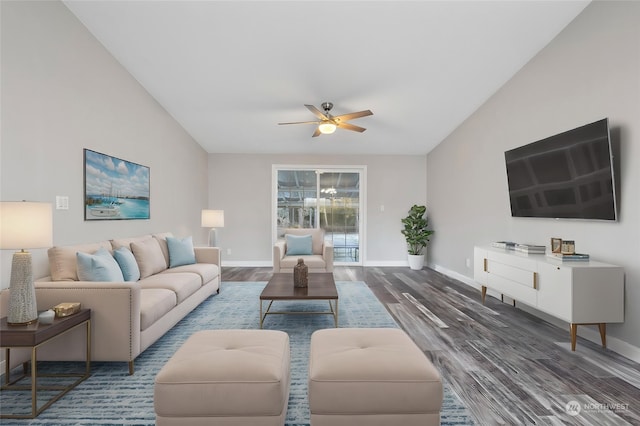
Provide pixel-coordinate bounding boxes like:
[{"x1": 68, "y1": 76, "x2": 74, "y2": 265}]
[
  {"x1": 0, "y1": 308, "x2": 91, "y2": 419},
  {"x1": 260, "y1": 273, "x2": 338, "y2": 328}
]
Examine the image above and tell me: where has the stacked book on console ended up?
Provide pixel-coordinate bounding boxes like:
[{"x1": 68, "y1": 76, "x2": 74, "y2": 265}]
[
  {"x1": 491, "y1": 241, "x2": 516, "y2": 250},
  {"x1": 514, "y1": 243, "x2": 546, "y2": 254},
  {"x1": 547, "y1": 252, "x2": 590, "y2": 261}
]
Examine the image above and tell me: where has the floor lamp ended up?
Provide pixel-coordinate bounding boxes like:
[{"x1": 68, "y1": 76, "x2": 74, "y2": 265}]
[
  {"x1": 0, "y1": 201, "x2": 53, "y2": 325},
  {"x1": 201, "y1": 209, "x2": 224, "y2": 247}
]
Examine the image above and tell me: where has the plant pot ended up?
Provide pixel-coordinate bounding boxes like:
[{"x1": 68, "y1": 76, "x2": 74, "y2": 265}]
[{"x1": 407, "y1": 254, "x2": 424, "y2": 270}]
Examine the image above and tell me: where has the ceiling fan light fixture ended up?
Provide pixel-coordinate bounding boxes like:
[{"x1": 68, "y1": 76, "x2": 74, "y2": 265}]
[{"x1": 318, "y1": 122, "x2": 337, "y2": 134}]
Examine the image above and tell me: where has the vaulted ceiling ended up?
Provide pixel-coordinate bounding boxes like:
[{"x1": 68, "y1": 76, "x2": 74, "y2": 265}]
[{"x1": 63, "y1": 1, "x2": 590, "y2": 155}]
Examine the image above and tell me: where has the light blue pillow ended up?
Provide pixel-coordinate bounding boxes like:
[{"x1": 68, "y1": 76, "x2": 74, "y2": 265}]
[
  {"x1": 113, "y1": 247, "x2": 141, "y2": 282},
  {"x1": 285, "y1": 234, "x2": 313, "y2": 256},
  {"x1": 77, "y1": 247, "x2": 125, "y2": 282},
  {"x1": 167, "y1": 236, "x2": 196, "y2": 268}
]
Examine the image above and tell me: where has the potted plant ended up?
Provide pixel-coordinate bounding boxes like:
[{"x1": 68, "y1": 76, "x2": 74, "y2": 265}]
[{"x1": 401, "y1": 204, "x2": 434, "y2": 270}]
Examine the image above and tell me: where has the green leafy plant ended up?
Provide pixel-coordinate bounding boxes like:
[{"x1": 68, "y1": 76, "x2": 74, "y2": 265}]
[{"x1": 401, "y1": 204, "x2": 434, "y2": 255}]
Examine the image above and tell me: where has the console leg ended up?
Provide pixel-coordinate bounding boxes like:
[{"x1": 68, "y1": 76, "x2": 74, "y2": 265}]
[
  {"x1": 481, "y1": 286, "x2": 487, "y2": 304},
  {"x1": 598, "y1": 323, "x2": 607, "y2": 348},
  {"x1": 570, "y1": 324, "x2": 578, "y2": 351}
]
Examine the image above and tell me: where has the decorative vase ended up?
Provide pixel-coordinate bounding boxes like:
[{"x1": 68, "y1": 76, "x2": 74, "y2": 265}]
[
  {"x1": 293, "y1": 258, "x2": 308, "y2": 288},
  {"x1": 407, "y1": 254, "x2": 425, "y2": 270}
]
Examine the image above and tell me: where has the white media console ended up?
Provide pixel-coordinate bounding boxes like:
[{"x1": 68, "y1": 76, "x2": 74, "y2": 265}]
[{"x1": 474, "y1": 245, "x2": 624, "y2": 351}]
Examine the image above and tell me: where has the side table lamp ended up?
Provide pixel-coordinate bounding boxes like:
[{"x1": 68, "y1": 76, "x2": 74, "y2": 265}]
[
  {"x1": 0, "y1": 201, "x2": 53, "y2": 325},
  {"x1": 201, "y1": 209, "x2": 224, "y2": 247}
]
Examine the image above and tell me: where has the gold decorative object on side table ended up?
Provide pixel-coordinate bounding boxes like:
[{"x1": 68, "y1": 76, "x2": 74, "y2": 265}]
[{"x1": 53, "y1": 302, "x2": 81, "y2": 318}]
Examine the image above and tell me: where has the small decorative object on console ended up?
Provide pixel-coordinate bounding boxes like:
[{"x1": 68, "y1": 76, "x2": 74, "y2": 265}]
[
  {"x1": 551, "y1": 238, "x2": 562, "y2": 253},
  {"x1": 293, "y1": 258, "x2": 308, "y2": 288},
  {"x1": 38, "y1": 309, "x2": 56, "y2": 324},
  {"x1": 53, "y1": 302, "x2": 81, "y2": 317},
  {"x1": 561, "y1": 240, "x2": 576, "y2": 255}
]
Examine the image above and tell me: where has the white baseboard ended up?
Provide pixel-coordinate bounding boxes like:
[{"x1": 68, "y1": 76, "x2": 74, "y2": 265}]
[
  {"x1": 432, "y1": 263, "x2": 640, "y2": 364},
  {"x1": 223, "y1": 260, "x2": 411, "y2": 268},
  {"x1": 222, "y1": 260, "x2": 272, "y2": 267},
  {"x1": 363, "y1": 260, "x2": 408, "y2": 267}
]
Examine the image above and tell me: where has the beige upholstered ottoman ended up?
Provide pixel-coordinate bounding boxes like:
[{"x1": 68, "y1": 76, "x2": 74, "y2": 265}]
[
  {"x1": 154, "y1": 329, "x2": 290, "y2": 426},
  {"x1": 309, "y1": 328, "x2": 443, "y2": 426}
]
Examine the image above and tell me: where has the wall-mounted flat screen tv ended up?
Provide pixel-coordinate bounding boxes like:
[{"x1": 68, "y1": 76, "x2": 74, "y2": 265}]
[{"x1": 504, "y1": 118, "x2": 617, "y2": 220}]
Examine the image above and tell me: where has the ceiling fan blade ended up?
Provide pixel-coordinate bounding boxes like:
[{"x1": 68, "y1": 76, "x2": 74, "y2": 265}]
[
  {"x1": 305, "y1": 104, "x2": 329, "y2": 120},
  {"x1": 312, "y1": 127, "x2": 322, "y2": 137},
  {"x1": 336, "y1": 122, "x2": 366, "y2": 133},
  {"x1": 333, "y1": 110, "x2": 373, "y2": 122},
  {"x1": 278, "y1": 120, "x2": 320, "y2": 125}
]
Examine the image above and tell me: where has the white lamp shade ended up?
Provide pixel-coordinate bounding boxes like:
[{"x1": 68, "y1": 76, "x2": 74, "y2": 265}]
[
  {"x1": 201, "y1": 209, "x2": 224, "y2": 228},
  {"x1": 0, "y1": 201, "x2": 53, "y2": 249}
]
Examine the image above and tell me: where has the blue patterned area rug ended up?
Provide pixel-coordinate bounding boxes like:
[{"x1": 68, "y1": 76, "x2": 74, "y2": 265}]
[{"x1": 1, "y1": 281, "x2": 473, "y2": 425}]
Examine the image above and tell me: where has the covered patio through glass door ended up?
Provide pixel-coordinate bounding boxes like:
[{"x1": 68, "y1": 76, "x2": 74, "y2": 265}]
[{"x1": 274, "y1": 167, "x2": 364, "y2": 264}]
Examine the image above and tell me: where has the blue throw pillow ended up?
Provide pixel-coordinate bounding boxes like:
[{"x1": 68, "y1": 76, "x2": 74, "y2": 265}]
[
  {"x1": 77, "y1": 247, "x2": 125, "y2": 282},
  {"x1": 167, "y1": 236, "x2": 196, "y2": 268},
  {"x1": 285, "y1": 234, "x2": 313, "y2": 256},
  {"x1": 113, "y1": 247, "x2": 141, "y2": 282}
]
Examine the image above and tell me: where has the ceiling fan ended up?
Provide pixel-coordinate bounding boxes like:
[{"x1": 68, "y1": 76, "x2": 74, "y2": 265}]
[{"x1": 278, "y1": 102, "x2": 373, "y2": 137}]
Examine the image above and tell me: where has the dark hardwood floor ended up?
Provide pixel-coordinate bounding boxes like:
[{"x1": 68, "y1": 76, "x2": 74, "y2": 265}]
[{"x1": 222, "y1": 266, "x2": 640, "y2": 425}]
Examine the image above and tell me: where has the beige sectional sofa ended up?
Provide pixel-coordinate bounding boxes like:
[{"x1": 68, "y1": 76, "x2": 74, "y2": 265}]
[{"x1": 4, "y1": 232, "x2": 220, "y2": 375}]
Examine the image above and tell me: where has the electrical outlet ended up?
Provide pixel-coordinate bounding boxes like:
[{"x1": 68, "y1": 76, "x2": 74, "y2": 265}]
[
  {"x1": 226, "y1": 248, "x2": 232, "y2": 255},
  {"x1": 465, "y1": 258, "x2": 471, "y2": 268}
]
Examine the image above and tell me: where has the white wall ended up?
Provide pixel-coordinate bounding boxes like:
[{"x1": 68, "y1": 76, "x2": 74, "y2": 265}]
[
  {"x1": 427, "y1": 1, "x2": 640, "y2": 355},
  {"x1": 1, "y1": 1, "x2": 210, "y2": 284},
  {"x1": 208, "y1": 154, "x2": 427, "y2": 266}
]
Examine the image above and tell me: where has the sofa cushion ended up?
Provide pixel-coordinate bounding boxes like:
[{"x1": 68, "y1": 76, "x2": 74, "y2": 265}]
[
  {"x1": 113, "y1": 247, "x2": 141, "y2": 282},
  {"x1": 167, "y1": 236, "x2": 196, "y2": 268},
  {"x1": 77, "y1": 247, "x2": 125, "y2": 282},
  {"x1": 164, "y1": 263, "x2": 219, "y2": 285},
  {"x1": 110, "y1": 234, "x2": 153, "y2": 251},
  {"x1": 285, "y1": 234, "x2": 313, "y2": 256},
  {"x1": 48, "y1": 241, "x2": 112, "y2": 281},
  {"x1": 131, "y1": 238, "x2": 167, "y2": 279},
  {"x1": 280, "y1": 255, "x2": 326, "y2": 270},
  {"x1": 140, "y1": 288, "x2": 177, "y2": 331},
  {"x1": 153, "y1": 232, "x2": 174, "y2": 268},
  {"x1": 140, "y1": 272, "x2": 202, "y2": 304}
]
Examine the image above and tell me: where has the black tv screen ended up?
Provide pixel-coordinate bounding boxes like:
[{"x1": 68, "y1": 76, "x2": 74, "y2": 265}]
[{"x1": 505, "y1": 118, "x2": 617, "y2": 220}]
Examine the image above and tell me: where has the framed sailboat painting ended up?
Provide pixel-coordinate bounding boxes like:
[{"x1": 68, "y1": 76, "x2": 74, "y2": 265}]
[{"x1": 84, "y1": 149, "x2": 150, "y2": 220}]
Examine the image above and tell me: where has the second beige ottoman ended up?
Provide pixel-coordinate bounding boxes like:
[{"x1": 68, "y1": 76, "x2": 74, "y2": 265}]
[
  {"x1": 154, "y1": 329, "x2": 290, "y2": 426},
  {"x1": 309, "y1": 328, "x2": 443, "y2": 426}
]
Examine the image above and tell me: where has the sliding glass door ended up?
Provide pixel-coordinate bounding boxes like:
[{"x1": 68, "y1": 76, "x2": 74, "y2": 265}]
[{"x1": 274, "y1": 166, "x2": 364, "y2": 264}]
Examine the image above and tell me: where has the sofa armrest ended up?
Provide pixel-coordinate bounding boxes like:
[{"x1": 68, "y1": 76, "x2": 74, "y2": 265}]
[
  {"x1": 194, "y1": 246, "x2": 221, "y2": 266},
  {"x1": 322, "y1": 241, "x2": 334, "y2": 272},
  {"x1": 32, "y1": 279, "x2": 141, "y2": 364},
  {"x1": 273, "y1": 240, "x2": 286, "y2": 272}
]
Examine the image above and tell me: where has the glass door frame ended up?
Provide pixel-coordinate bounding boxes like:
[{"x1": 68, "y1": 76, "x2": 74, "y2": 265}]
[{"x1": 272, "y1": 164, "x2": 366, "y2": 266}]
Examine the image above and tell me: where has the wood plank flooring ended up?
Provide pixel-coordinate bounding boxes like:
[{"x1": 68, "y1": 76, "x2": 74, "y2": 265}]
[{"x1": 221, "y1": 266, "x2": 640, "y2": 425}]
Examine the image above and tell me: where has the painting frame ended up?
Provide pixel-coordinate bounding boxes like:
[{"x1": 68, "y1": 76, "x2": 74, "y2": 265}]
[
  {"x1": 550, "y1": 237, "x2": 562, "y2": 253},
  {"x1": 84, "y1": 149, "x2": 150, "y2": 221}
]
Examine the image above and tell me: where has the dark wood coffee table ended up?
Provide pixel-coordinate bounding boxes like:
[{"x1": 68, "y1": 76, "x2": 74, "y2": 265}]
[{"x1": 260, "y1": 273, "x2": 338, "y2": 328}]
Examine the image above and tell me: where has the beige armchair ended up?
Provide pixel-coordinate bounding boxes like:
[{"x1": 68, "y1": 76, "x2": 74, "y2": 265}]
[{"x1": 273, "y1": 228, "x2": 334, "y2": 273}]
